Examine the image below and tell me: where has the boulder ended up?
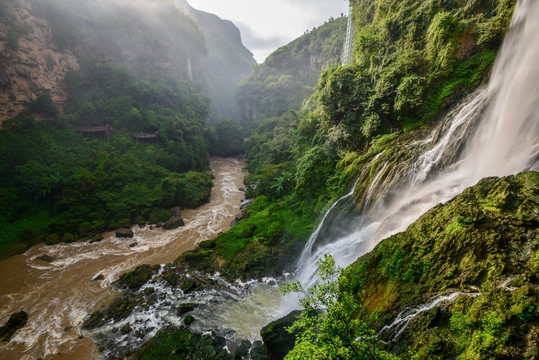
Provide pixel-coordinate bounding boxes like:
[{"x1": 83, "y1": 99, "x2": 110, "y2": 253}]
[
  {"x1": 115, "y1": 228, "x2": 133, "y2": 238},
  {"x1": 92, "y1": 274, "x2": 105, "y2": 282},
  {"x1": 36, "y1": 254, "x2": 54, "y2": 263},
  {"x1": 260, "y1": 310, "x2": 302, "y2": 360},
  {"x1": 163, "y1": 215, "x2": 184, "y2": 230},
  {"x1": 163, "y1": 207, "x2": 184, "y2": 229},
  {"x1": 184, "y1": 314, "x2": 195, "y2": 326},
  {"x1": 116, "y1": 264, "x2": 153, "y2": 290},
  {"x1": 177, "y1": 303, "x2": 198, "y2": 316},
  {"x1": 0, "y1": 311, "x2": 28, "y2": 342}
]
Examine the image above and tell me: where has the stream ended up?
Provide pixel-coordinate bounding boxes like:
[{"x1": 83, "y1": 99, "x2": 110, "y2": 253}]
[{"x1": 0, "y1": 157, "x2": 246, "y2": 360}]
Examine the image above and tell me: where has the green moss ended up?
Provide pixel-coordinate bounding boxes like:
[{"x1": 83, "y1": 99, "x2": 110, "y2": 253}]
[
  {"x1": 117, "y1": 264, "x2": 153, "y2": 290},
  {"x1": 340, "y1": 172, "x2": 538, "y2": 359}
]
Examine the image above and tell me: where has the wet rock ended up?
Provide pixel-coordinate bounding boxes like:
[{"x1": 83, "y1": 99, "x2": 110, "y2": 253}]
[
  {"x1": 199, "y1": 239, "x2": 216, "y2": 249},
  {"x1": 129, "y1": 242, "x2": 138, "y2": 248},
  {"x1": 177, "y1": 303, "x2": 198, "y2": 316},
  {"x1": 116, "y1": 264, "x2": 153, "y2": 290},
  {"x1": 36, "y1": 254, "x2": 54, "y2": 263},
  {"x1": 81, "y1": 310, "x2": 106, "y2": 330},
  {"x1": 235, "y1": 339, "x2": 251, "y2": 359},
  {"x1": 120, "y1": 323, "x2": 131, "y2": 334},
  {"x1": 163, "y1": 214, "x2": 184, "y2": 230},
  {"x1": 0, "y1": 311, "x2": 28, "y2": 342},
  {"x1": 143, "y1": 287, "x2": 155, "y2": 296},
  {"x1": 92, "y1": 274, "x2": 105, "y2": 282},
  {"x1": 131, "y1": 327, "x2": 234, "y2": 359},
  {"x1": 156, "y1": 222, "x2": 163, "y2": 228},
  {"x1": 115, "y1": 228, "x2": 133, "y2": 238},
  {"x1": 184, "y1": 314, "x2": 195, "y2": 326},
  {"x1": 260, "y1": 310, "x2": 301, "y2": 360},
  {"x1": 180, "y1": 279, "x2": 201, "y2": 294},
  {"x1": 250, "y1": 340, "x2": 269, "y2": 360}
]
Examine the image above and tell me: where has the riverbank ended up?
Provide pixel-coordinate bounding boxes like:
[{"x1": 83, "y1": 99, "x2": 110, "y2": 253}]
[{"x1": 0, "y1": 157, "x2": 246, "y2": 360}]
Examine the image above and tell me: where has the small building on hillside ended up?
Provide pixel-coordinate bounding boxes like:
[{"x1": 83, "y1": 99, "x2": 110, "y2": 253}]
[
  {"x1": 132, "y1": 132, "x2": 159, "y2": 144},
  {"x1": 76, "y1": 125, "x2": 112, "y2": 139}
]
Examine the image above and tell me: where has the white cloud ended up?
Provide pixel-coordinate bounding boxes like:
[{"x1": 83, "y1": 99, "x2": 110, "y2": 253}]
[{"x1": 187, "y1": 0, "x2": 349, "y2": 63}]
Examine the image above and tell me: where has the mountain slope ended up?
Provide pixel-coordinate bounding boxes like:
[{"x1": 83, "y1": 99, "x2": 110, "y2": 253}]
[
  {"x1": 174, "y1": 0, "x2": 256, "y2": 122},
  {"x1": 236, "y1": 16, "x2": 347, "y2": 124}
]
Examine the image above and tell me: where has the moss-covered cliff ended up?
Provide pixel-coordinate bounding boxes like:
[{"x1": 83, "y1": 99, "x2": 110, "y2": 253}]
[{"x1": 341, "y1": 172, "x2": 538, "y2": 359}]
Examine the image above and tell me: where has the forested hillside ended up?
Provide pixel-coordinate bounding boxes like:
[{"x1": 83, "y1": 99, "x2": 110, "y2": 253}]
[
  {"x1": 0, "y1": 63, "x2": 212, "y2": 257},
  {"x1": 163, "y1": 1, "x2": 537, "y2": 359},
  {"x1": 0, "y1": 0, "x2": 254, "y2": 258},
  {"x1": 236, "y1": 16, "x2": 347, "y2": 124}
]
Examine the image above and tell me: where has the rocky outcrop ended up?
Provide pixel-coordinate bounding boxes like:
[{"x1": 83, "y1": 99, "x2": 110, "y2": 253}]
[
  {"x1": 260, "y1": 310, "x2": 301, "y2": 360},
  {"x1": 163, "y1": 207, "x2": 185, "y2": 230},
  {"x1": 342, "y1": 171, "x2": 539, "y2": 359},
  {"x1": 0, "y1": 0, "x2": 78, "y2": 125}
]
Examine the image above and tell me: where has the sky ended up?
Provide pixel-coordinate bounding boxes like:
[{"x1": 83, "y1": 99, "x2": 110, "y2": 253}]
[{"x1": 187, "y1": 0, "x2": 350, "y2": 63}]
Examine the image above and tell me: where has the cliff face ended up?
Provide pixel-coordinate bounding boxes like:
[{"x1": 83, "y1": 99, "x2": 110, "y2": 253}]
[
  {"x1": 0, "y1": 0, "x2": 78, "y2": 124},
  {"x1": 0, "y1": 0, "x2": 255, "y2": 126},
  {"x1": 174, "y1": 0, "x2": 256, "y2": 122}
]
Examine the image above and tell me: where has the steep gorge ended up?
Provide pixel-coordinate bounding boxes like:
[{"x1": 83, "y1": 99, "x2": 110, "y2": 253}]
[{"x1": 0, "y1": 0, "x2": 78, "y2": 122}]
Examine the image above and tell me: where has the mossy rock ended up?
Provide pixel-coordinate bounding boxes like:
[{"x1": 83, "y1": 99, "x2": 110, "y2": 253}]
[
  {"x1": 117, "y1": 264, "x2": 153, "y2": 290},
  {"x1": 177, "y1": 303, "x2": 198, "y2": 316},
  {"x1": 132, "y1": 327, "x2": 234, "y2": 360},
  {"x1": 183, "y1": 315, "x2": 195, "y2": 326}
]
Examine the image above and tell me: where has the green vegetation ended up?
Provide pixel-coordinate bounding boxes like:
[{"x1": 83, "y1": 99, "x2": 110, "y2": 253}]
[
  {"x1": 182, "y1": 0, "x2": 517, "y2": 286},
  {"x1": 340, "y1": 172, "x2": 539, "y2": 359},
  {"x1": 281, "y1": 255, "x2": 398, "y2": 360},
  {"x1": 132, "y1": 327, "x2": 233, "y2": 360},
  {"x1": 312, "y1": 0, "x2": 517, "y2": 151},
  {"x1": 236, "y1": 16, "x2": 347, "y2": 123},
  {"x1": 208, "y1": 118, "x2": 245, "y2": 156},
  {"x1": 0, "y1": 63, "x2": 212, "y2": 258}
]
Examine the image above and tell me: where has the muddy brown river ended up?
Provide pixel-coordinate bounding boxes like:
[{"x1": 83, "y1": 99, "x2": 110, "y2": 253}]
[{"x1": 0, "y1": 157, "x2": 246, "y2": 360}]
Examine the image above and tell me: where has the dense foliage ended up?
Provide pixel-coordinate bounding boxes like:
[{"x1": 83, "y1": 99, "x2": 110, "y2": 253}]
[
  {"x1": 236, "y1": 16, "x2": 347, "y2": 124},
  {"x1": 208, "y1": 118, "x2": 245, "y2": 156},
  {"x1": 0, "y1": 64, "x2": 212, "y2": 258},
  {"x1": 178, "y1": 0, "x2": 524, "y2": 358},
  {"x1": 282, "y1": 255, "x2": 398, "y2": 360},
  {"x1": 314, "y1": 0, "x2": 516, "y2": 150}
]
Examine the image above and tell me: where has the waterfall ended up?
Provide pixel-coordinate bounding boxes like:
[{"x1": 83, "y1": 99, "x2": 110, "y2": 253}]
[{"x1": 295, "y1": 0, "x2": 539, "y2": 288}]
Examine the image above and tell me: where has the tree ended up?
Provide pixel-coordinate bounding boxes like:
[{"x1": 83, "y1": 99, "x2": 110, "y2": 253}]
[{"x1": 281, "y1": 255, "x2": 398, "y2": 360}]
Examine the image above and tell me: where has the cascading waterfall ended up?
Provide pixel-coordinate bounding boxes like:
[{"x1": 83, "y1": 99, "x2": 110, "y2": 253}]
[
  {"x1": 377, "y1": 291, "x2": 482, "y2": 342},
  {"x1": 295, "y1": 0, "x2": 538, "y2": 293}
]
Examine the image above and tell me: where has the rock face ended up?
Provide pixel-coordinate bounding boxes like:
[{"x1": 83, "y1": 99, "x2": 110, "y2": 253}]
[
  {"x1": 163, "y1": 206, "x2": 185, "y2": 230},
  {"x1": 0, "y1": 0, "x2": 78, "y2": 124},
  {"x1": 260, "y1": 310, "x2": 301, "y2": 360},
  {"x1": 0, "y1": 0, "x2": 255, "y2": 126}
]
